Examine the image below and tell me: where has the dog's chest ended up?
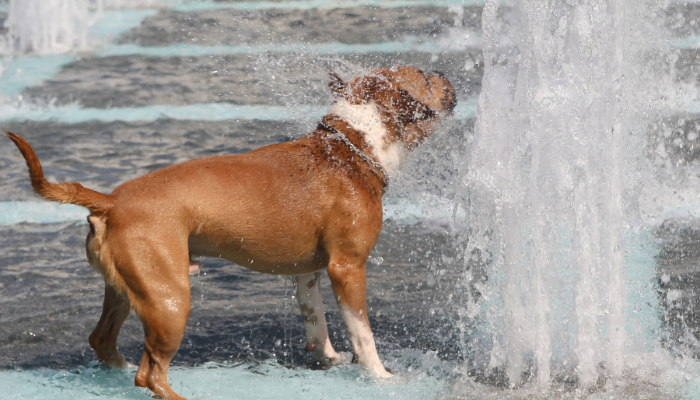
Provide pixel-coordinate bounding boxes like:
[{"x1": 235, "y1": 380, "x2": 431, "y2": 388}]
[{"x1": 329, "y1": 99, "x2": 408, "y2": 177}]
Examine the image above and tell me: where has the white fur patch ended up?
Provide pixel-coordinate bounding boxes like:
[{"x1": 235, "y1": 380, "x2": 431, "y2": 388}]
[
  {"x1": 294, "y1": 273, "x2": 341, "y2": 361},
  {"x1": 338, "y1": 304, "x2": 393, "y2": 377},
  {"x1": 329, "y1": 99, "x2": 408, "y2": 178}
]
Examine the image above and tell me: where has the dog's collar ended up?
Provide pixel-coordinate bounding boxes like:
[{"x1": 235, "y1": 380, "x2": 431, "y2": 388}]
[{"x1": 317, "y1": 121, "x2": 389, "y2": 188}]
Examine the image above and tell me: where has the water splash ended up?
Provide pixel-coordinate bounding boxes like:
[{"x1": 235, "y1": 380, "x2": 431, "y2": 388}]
[
  {"x1": 2, "y1": 0, "x2": 103, "y2": 55},
  {"x1": 461, "y1": 0, "x2": 661, "y2": 389}
]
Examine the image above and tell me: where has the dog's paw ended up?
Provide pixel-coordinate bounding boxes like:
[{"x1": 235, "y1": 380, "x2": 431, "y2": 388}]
[
  {"x1": 334, "y1": 351, "x2": 353, "y2": 364},
  {"x1": 309, "y1": 351, "x2": 352, "y2": 370},
  {"x1": 326, "y1": 351, "x2": 354, "y2": 367},
  {"x1": 375, "y1": 368, "x2": 394, "y2": 379}
]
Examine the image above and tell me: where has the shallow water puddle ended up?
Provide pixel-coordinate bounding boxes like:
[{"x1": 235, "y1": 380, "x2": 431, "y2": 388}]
[{"x1": 0, "y1": 357, "x2": 449, "y2": 400}]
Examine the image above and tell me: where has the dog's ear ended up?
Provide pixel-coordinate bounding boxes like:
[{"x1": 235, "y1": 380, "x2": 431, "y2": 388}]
[
  {"x1": 329, "y1": 71, "x2": 345, "y2": 97},
  {"x1": 391, "y1": 89, "x2": 436, "y2": 123}
]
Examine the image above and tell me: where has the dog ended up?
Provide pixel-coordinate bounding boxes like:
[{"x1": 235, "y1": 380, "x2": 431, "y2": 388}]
[{"x1": 6, "y1": 66, "x2": 456, "y2": 400}]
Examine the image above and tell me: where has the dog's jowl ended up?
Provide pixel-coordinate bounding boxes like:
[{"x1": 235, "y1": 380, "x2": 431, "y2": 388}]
[{"x1": 6, "y1": 66, "x2": 456, "y2": 400}]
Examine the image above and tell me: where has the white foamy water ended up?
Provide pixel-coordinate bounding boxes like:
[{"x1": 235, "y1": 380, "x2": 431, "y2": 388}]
[
  {"x1": 0, "y1": 358, "x2": 448, "y2": 400},
  {"x1": 1, "y1": 0, "x2": 102, "y2": 55},
  {"x1": 0, "y1": 9, "x2": 156, "y2": 96},
  {"x1": 451, "y1": 0, "x2": 700, "y2": 396},
  {"x1": 450, "y1": 350, "x2": 700, "y2": 399}
]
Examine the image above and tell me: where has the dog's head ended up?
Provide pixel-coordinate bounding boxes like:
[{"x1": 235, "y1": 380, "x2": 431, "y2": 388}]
[
  {"x1": 329, "y1": 66, "x2": 456, "y2": 151},
  {"x1": 326, "y1": 67, "x2": 456, "y2": 178}
]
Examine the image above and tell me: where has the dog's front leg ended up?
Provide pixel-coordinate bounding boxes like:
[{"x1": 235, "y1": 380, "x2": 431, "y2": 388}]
[
  {"x1": 294, "y1": 272, "x2": 343, "y2": 366},
  {"x1": 327, "y1": 260, "x2": 393, "y2": 378}
]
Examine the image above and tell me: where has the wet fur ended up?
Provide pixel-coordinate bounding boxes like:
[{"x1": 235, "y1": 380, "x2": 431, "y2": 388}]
[{"x1": 6, "y1": 66, "x2": 456, "y2": 400}]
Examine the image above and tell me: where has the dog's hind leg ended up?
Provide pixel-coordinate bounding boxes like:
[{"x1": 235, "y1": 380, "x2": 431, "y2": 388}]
[
  {"x1": 89, "y1": 284, "x2": 131, "y2": 368},
  {"x1": 294, "y1": 272, "x2": 343, "y2": 366},
  {"x1": 132, "y1": 270, "x2": 190, "y2": 400},
  {"x1": 327, "y1": 258, "x2": 393, "y2": 378},
  {"x1": 109, "y1": 232, "x2": 191, "y2": 400},
  {"x1": 134, "y1": 296, "x2": 190, "y2": 400}
]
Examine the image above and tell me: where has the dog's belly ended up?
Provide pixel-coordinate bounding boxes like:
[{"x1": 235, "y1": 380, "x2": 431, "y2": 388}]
[{"x1": 188, "y1": 232, "x2": 329, "y2": 275}]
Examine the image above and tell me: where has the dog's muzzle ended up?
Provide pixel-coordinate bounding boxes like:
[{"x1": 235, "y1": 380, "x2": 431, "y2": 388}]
[{"x1": 429, "y1": 70, "x2": 457, "y2": 114}]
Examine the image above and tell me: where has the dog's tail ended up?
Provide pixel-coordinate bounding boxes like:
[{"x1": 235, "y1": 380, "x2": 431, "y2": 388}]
[{"x1": 5, "y1": 131, "x2": 114, "y2": 214}]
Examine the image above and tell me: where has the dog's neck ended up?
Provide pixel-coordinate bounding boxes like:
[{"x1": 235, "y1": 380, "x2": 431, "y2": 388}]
[{"x1": 328, "y1": 99, "x2": 408, "y2": 178}]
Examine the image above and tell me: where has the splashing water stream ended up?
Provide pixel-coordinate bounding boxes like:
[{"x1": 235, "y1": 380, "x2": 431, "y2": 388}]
[
  {"x1": 460, "y1": 0, "x2": 668, "y2": 392},
  {"x1": 2, "y1": 0, "x2": 102, "y2": 54}
]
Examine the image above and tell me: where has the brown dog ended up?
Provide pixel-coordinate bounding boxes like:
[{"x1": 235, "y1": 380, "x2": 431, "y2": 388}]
[{"x1": 7, "y1": 66, "x2": 456, "y2": 400}]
